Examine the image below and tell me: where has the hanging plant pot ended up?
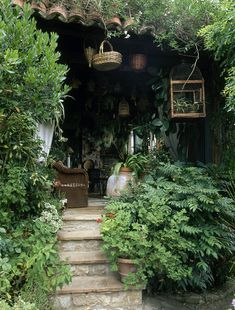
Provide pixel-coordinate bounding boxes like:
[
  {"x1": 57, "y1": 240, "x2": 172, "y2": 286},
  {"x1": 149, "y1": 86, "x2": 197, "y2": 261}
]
[
  {"x1": 92, "y1": 40, "x2": 122, "y2": 71},
  {"x1": 130, "y1": 54, "x2": 147, "y2": 71},
  {"x1": 118, "y1": 98, "x2": 130, "y2": 117},
  {"x1": 84, "y1": 46, "x2": 97, "y2": 68}
]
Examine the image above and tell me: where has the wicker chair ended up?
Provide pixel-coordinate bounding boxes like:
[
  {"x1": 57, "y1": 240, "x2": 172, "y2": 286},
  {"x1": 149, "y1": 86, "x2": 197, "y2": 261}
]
[{"x1": 52, "y1": 161, "x2": 88, "y2": 208}]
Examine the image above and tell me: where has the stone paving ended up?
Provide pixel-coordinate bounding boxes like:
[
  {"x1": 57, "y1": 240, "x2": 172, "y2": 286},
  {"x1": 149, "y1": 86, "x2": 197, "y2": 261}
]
[{"x1": 142, "y1": 280, "x2": 235, "y2": 310}]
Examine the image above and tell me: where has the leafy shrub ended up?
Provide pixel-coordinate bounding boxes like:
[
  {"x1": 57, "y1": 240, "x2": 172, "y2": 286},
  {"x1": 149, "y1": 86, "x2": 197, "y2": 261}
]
[
  {"x1": 0, "y1": 297, "x2": 38, "y2": 310},
  {"x1": 0, "y1": 1, "x2": 71, "y2": 305},
  {"x1": 101, "y1": 163, "x2": 235, "y2": 291},
  {"x1": 0, "y1": 202, "x2": 71, "y2": 306}
]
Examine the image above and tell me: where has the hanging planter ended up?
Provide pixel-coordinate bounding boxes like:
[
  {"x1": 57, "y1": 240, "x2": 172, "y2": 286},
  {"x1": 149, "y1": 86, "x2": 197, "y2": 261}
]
[
  {"x1": 118, "y1": 98, "x2": 130, "y2": 117},
  {"x1": 130, "y1": 54, "x2": 147, "y2": 71},
  {"x1": 84, "y1": 46, "x2": 96, "y2": 68}
]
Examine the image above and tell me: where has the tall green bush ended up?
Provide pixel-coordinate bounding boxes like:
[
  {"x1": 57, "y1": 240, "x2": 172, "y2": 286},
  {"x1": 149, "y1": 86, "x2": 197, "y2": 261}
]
[
  {"x1": 0, "y1": 0, "x2": 71, "y2": 306},
  {"x1": 101, "y1": 163, "x2": 235, "y2": 291},
  {"x1": 0, "y1": 0, "x2": 69, "y2": 219}
]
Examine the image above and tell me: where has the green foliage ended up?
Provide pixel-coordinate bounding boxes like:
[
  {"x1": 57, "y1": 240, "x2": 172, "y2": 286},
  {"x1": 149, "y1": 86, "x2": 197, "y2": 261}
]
[
  {"x1": 199, "y1": 0, "x2": 235, "y2": 113},
  {"x1": 0, "y1": 0, "x2": 71, "y2": 307},
  {"x1": 101, "y1": 163, "x2": 235, "y2": 291},
  {"x1": 0, "y1": 0, "x2": 70, "y2": 123},
  {"x1": 0, "y1": 297, "x2": 39, "y2": 310},
  {"x1": 139, "y1": 0, "x2": 217, "y2": 52},
  {"x1": 0, "y1": 202, "x2": 71, "y2": 306},
  {"x1": 113, "y1": 153, "x2": 149, "y2": 177}
]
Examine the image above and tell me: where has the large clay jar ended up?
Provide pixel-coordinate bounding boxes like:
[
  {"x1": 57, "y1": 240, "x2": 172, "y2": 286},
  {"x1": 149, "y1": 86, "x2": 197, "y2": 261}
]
[
  {"x1": 106, "y1": 167, "x2": 135, "y2": 197},
  {"x1": 106, "y1": 174, "x2": 119, "y2": 197}
]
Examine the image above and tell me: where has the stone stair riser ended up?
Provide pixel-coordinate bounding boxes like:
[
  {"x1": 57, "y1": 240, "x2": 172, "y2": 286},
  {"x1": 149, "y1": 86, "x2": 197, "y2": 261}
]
[
  {"x1": 59, "y1": 240, "x2": 103, "y2": 252},
  {"x1": 62, "y1": 220, "x2": 100, "y2": 231},
  {"x1": 69, "y1": 264, "x2": 113, "y2": 276},
  {"x1": 53, "y1": 291, "x2": 142, "y2": 310}
]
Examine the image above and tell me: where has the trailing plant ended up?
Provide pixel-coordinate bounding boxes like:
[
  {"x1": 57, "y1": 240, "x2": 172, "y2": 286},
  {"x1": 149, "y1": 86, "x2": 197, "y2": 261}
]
[
  {"x1": 113, "y1": 153, "x2": 149, "y2": 177},
  {"x1": 101, "y1": 163, "x2": 235, "y2": 291}
]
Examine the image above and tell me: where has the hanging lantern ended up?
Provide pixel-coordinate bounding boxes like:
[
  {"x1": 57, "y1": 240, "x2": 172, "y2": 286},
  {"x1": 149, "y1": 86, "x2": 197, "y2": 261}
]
[
  {"x1": 84, "y1": 46, "x2": 96, "y2": 68},
  {"x1": 130, "y1": 54, "x2": 147, "y2": 71},
  {"x1": 118, "y1": 98, "x2": 130, "y2": 117}
]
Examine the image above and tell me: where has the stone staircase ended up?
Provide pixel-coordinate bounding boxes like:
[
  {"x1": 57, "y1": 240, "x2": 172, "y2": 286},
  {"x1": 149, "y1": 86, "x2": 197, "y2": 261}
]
[{"x1": 54, "y1": 198, "x2": 143, "y2": 310}]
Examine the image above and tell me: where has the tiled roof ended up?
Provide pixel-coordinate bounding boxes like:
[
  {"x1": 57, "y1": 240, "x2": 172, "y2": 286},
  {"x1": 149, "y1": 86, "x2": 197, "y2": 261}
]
[{"x1": 12, "y1": 0, "x2": 132, "y2": 28}]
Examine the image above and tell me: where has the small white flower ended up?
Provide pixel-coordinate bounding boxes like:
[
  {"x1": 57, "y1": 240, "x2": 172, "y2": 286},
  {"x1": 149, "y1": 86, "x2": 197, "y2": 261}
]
[{"x1": 124, "y1": 31, "x2": 130, "y2": 39}]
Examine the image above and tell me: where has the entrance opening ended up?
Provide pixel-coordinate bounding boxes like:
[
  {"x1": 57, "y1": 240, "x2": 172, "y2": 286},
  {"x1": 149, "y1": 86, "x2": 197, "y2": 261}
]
[{"x1": 36, "y1": 17, "x2": 210, "y2": 195}]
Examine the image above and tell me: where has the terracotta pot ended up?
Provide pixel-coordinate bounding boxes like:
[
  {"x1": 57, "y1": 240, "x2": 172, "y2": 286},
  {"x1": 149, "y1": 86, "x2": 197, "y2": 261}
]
[
  {"x1": 123, "y1": 18, "x2": 135, "y2": 29},
  {"x1": 106, "y1": 16, "x2": 122, "y2": 27},
  {"x1": 106, "y1": 168, "x2": 135, "y2": 197},
  {"x1": 117, "y1": 258, "x2": 136, "y2": 282}
]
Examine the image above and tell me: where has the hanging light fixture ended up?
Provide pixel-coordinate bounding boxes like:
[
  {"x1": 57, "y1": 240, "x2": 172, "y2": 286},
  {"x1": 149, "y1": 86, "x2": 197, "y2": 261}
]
[
  {"x1": 130, "y1": 54, "x2": 147, "y2": 71},
  {"x1": 118, "y1": 98, "x2": 130, "y2": 117}
]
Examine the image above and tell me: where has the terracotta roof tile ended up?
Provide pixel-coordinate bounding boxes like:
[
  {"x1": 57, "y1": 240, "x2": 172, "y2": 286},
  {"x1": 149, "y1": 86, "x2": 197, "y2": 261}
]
[{"x1": 13, "y1": 0, "x2": 132, "y2": 28}]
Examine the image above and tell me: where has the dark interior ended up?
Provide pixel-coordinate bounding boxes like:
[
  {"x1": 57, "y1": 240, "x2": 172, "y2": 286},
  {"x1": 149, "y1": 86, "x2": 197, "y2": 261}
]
[{"x1": 36, "y1": 16, "x2": 212, "y2": 185}]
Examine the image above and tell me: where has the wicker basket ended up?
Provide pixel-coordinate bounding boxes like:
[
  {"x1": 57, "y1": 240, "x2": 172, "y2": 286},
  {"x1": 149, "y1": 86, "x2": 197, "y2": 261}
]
[{"x1": 92, "y1": 40, "x2": 122, "y2": 71}]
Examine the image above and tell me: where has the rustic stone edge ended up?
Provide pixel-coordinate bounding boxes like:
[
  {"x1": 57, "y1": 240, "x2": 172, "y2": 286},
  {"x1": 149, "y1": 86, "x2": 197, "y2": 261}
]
[{"x1": 149, "y1": 278, "x2": 235, "y2": 306}]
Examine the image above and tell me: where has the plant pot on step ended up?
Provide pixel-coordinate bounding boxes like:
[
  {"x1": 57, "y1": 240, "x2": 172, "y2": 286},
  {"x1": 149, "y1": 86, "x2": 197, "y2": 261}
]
[{"x1": 117, "y1": 258, "x2": 137, "y2": 282}]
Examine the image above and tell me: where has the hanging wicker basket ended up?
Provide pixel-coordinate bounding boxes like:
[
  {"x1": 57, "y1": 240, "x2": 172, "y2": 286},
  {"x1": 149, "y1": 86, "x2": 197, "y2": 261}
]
[{"x1": 92, "y1": 40, "x2": 122, "y2": 71}]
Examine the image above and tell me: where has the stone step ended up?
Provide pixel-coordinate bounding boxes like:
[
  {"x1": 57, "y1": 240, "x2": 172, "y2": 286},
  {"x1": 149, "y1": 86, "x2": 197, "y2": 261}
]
[
  {"x1": 57, "y1": 230, "x2": 101, "y2": 241},
  {"x1": 61, "y1": 220, "x2": 100, "y2": 231},
  {"x1": 69, "y1": 263, "x2": 113, "y2": 277},
  {"x1": 88, "y1": 198, "x2": 107, "y2": 208},
  {"x1": 54, "y1": 290, "x2": 143, "y2": 310},
  {"x1": 57, "y1": 275, "x2": 129, "y2": 294},
  {"x1": 60, "y1": 251, "x2": 108, "y2": 264},
  {"x1": 58, "y1": 239, "x2": 103, "y2": 252},
  {"x1": 63, "y1": 212, "x2": 102, "y2": 221},
  {"x1": 58, "y1": 230, "x2": 102, "y2": 252},
  {"x1": 59, "y1": 251, "x2": 112, "y2": 276},
  {"x1": 63, "y1": 207, "x2": 104, "y2": 218}
]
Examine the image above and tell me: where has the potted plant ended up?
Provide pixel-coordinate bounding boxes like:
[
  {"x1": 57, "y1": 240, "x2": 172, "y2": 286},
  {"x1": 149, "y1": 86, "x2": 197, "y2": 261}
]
[
  {"x1": 106, "y1": 153, "x2": 149, "y2": 197},
  {"x1": 101, "y1": 163, "x2": 235, "y2": 291},
  {"x1": 100, "y1": 200, "x2": 148, "y2": 287}
]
